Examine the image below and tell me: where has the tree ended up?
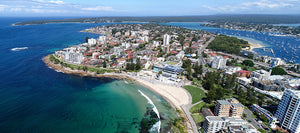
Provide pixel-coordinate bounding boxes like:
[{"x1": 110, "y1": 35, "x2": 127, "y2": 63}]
[
  {"x1": 103, "y1": 60, "x2": 107, "y2": 68},
  {"x1": 158, "y1": 71, "x2": 162, "y2": 75},
  {"x1": 135, "y1": 58, "x2": 141, "y2": 70},
  {"x1": 182, "y1": 59, "x2": 192, "y2": 68},
  {"x1": 271, "y1": 67, "x2": 287, "y2": 75},
  {"x1": 242, "y1": 60, "x2": 254, "y2": 67},
  {"x1": 110, "y1": 55, "x2": 116, "y2": 60},
  {"x1": 85, "y1": 37, "x2": 89, "y2": 43},
  {"x1": 248, "y1": 54, "x2": 254, "y2": 59},
  {"x1": 83, "y1": 66, "x2": 88, "y2": 72}
]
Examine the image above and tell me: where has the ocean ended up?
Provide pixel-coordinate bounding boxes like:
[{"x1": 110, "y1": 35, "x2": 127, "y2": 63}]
[{"x1": 0, "y1": 18, "x2": 177, "y2": 133}]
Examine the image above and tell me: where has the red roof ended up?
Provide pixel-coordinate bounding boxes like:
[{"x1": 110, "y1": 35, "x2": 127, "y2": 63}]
[
  {"x1": 209, "y1": 53, "x2": 217, "y2": 56},
  {"x1": 171, "y1": 51, "x2": 178, "y2": 54}
]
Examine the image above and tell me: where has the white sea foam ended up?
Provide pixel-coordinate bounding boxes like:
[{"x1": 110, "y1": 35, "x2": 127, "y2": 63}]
[
  {"x1": 11, "y1": 47, "x2": 28, "y2": 51},
  {"x1": 138, "y1": 90, "x2": 161, "y2": 133}
]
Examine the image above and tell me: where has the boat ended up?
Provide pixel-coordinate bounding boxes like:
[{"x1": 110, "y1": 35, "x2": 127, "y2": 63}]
[{"x1": 11, "y1": 47, "x2": 28, "y2": 51}]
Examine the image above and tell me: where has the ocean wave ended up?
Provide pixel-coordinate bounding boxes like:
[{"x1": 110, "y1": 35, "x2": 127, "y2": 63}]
[
  {"x1": 138, "y1": 90, "x2": 161, "y2": 133},
  {"x1": 11, "y1": 47, "x2": 28, "y2": 51}
]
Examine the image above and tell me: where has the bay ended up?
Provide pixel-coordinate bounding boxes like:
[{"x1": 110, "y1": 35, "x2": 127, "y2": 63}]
[{"x1": 0, "y1": 18, "x2": 176, "y2": 133}]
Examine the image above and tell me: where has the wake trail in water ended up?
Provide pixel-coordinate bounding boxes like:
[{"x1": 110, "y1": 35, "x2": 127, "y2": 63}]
[{"x1": 138, "y1": 90, "x2": 161, "y2": 133}]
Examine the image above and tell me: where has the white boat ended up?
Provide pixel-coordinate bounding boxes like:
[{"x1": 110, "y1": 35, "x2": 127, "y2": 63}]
[{"x1": 11, "y1": 47, "x2": 28, "y2": 51}]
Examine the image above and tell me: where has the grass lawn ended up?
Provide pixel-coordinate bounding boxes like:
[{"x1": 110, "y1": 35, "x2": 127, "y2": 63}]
[
  {"x1": 190, "y1": 102, "x2": 206, "y2": 113},
  {"x1": 184, "y1": 85, "x2": 206, "y2": 104},
  {"x1": 192, "y1": 114, "x2": 205, "y2": 125},
  {"x1": 251, "y1": 113, "x2": 257, "y2": 119}
]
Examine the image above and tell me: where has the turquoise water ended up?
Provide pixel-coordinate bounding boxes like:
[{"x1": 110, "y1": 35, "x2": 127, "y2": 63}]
[{"x1": 0, "y1": 18, "x2": 177, "y2": 132}]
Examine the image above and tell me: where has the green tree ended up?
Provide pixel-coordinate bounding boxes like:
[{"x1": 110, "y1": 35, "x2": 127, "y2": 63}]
[
  {"x1": 110, "y1": 55, "x2": 116, "y2": 60},
  {"x1": 83, "y1": 65, "x2": 88, "y2": 72},
  {"x1": 182, "y1": 59, "x2": 192, "y2": 68},
  {"x1": 242, "y1": 60, "x2": 254, "y2": 67},
  {"x1": 103, "y1": 60, "x2": 107, "y2": 68},
  {"x1": 85, "y1": 37, "x2": 89, "y2": 43},
  {"x1": 271, "y1": 67, "x2": 287, "y2": 75},
  {"x1": 135, "y1": 58, "x2": 141, "y2": 70}
]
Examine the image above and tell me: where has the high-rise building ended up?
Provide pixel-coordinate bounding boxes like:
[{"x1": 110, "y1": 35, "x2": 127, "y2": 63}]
[
  {"x1": 275, "y1": 89, "x2": 300, "y2": 133},
  {"x1": 163, "y1": 34, "x2": 170, "y2": 46}
]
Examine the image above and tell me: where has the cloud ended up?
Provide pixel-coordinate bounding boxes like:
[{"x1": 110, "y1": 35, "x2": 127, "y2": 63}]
[
  {"x1": 49, "y1": 0, "x2": 64, "y2": 5},
  {"x1": 0, "y1": 4, "x2": 8, "y2": 11},
  {"x1": 241, "y1": 0, "x2": 292, "y2": 8},
  {"x1": 82, "y1": 6, "x2": 115, "y2": 11},
  {"x1": 202, "y1": 0, "x2": 297, "y2": 14},
  {"x1": 0, "y1": 0, "x2": 118, "y2": 16}
]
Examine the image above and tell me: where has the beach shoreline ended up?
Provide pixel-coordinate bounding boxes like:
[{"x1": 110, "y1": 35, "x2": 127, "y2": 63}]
[
  {"x1": 248, "y1": 40, "x2": 264, "y2": 50},
  {"x1": 42, "y1": 55, "x2": 195, "y2": 132}
]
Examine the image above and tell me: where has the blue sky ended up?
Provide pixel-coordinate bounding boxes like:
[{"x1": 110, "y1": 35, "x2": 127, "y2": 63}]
[{"x1": 0, "y1": 0, "x2": 300, "y2": 16}]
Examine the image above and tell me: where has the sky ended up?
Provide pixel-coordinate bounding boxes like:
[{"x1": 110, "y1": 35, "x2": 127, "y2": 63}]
[{"x1": 0, "y1": 0, "x2": 300, "y2": 17}]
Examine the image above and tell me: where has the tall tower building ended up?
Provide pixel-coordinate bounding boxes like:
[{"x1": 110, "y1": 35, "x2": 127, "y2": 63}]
[
  {"x1": 163, "y1": 34, "x2": 170, "y2": 46},
  {"x1": 275, "y1": 89, "x2": 300, "y2": 133}
]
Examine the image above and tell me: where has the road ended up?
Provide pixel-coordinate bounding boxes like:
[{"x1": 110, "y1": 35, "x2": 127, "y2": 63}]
[
  {"x1": 181, "y1": 88, "x2": 199, "y2": 133},
  {"x1": 218, "y1": 52, "x2": 300, "y2": 77},
  {"x1": 217, "y1": 52, "x2": 270, "y2": 68},
  {"x1": 243, "y1": 108, "x2": 262, "y2": 130},
  {"x1": 198, "y1": 36, "x2": 215, "y2": 65}
]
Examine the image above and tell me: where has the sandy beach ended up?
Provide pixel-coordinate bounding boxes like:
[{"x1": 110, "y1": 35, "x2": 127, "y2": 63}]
[
  {"x1": 43, "y1": 55, "x2": 196, "y2": 132},
  {"x1": 248, "y1": 41, "x2": 264, "y2": 50}
]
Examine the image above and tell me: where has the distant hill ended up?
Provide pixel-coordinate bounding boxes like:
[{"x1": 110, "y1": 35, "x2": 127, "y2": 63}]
[{"x1": 13, "y1": 14, "x2": 300, "y2": 25}]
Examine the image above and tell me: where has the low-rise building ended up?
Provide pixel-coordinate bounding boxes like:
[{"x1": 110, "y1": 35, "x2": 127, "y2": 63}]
[
  {"x1": 252, "y1": 104, "x2": 277, "y2": 128},
  {"x1": 250, "y1": 70, "x2": 270, "y2": 81},
  {"x1": 237, "y1": 70, "x2": 251, "y2": 78},
  {"x1": 153, "y1": 62, "x2": 183, "y2": 78},
  {"x1": 203, "y1": 116, "x2": 228, "y2": 133},
  {"x1": 203, "y1": 116, "x2": 258, "y2": 133},
  {"x1": 236, "y1": 77, "x2": 252, "y2": 86},
  {"x1": 271, "y1": 58, "x2": 285, "y2": 66}
]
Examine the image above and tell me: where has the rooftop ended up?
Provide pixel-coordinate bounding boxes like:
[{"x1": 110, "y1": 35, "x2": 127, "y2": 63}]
[
  {"x1": 231, "y1": 103, "x2": 244, "y2": 107},
  {"x1": 206, "y1": 116, "x2": 225, "y2": 122},
  {"x1": 217, "y1": 100, "x2": 231, "y2": 105}
]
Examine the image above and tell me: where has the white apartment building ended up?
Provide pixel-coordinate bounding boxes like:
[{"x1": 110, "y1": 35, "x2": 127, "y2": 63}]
[
  {"x1": 203, "y1": 116, "x2": 228, "y2": 133},
  {"x1": 163, "y1": 34, "x2": 170, "y2": 46},
  {"x1": 271, "y1": 58, "x2": 285, "y2": 66},
  {"x1": 98, "y1": 35, "x2": 107, "y2": 44},
  {"x1": 203, "y1": 116, "x2": 258, "y2": 133},
  {"x1": 64, "y1": 52, "x2": 84, "y2": 64},
  {"x1": 88, "y1": 38, "x2": 97, "y2": 46},
  {"x1": 250, "y1": 70, "x2": 270, "y2": 81},
  {"x1": 210, "y1": 56, "x2": 227, "y2": 69},
  {"x1": 275, "y1": 89, "x2": 300, "y2": 133}
]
